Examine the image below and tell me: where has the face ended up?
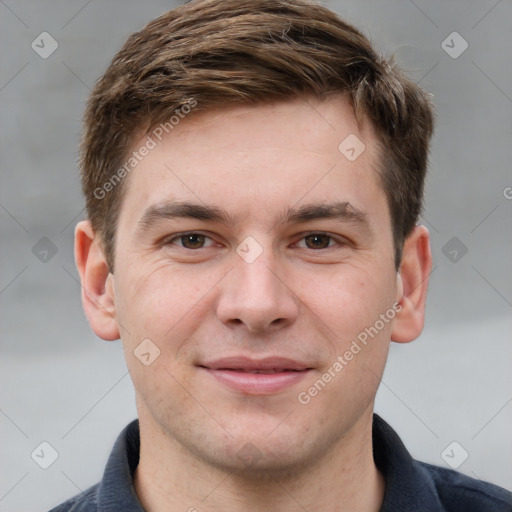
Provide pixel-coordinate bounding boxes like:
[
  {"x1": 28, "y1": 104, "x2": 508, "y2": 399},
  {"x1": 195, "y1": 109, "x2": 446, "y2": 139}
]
[{"x1": 105, "y1": 96, "x2": 404, "y2": 476}]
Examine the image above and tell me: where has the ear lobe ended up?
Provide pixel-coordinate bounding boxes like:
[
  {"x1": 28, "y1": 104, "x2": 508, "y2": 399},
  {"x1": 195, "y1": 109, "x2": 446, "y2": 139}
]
[
  {"x1": 391, "y1": 225, "x2": 432, "y2": 344},
  {"x1": 75, "y1": 220, "x2": 120, "y2": 341}
]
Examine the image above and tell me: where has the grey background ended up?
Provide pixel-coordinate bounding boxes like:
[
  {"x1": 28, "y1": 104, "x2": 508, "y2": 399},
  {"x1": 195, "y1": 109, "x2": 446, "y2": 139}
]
[{"x1": 1, "y1": 0, "x2": 511, "y2": 510}]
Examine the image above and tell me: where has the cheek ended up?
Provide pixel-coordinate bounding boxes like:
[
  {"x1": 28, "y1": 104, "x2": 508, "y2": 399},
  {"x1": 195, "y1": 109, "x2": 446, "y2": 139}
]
[
  {"x1": 115, "y1": 260, "x2": 221, "y2": 347},
  {"x1": 296, "y1": 268, "x2": 394, "y2": 420},
  {"x1": 292, "y1": 264, "x2": 394, "y2": 344},
  {"x1": 115, "y1": 262, "x2": 211, "y2": 407}
]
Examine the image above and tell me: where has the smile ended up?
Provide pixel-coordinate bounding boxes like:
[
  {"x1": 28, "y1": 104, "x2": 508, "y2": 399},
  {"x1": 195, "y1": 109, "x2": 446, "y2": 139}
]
[{"x1": 198, "y1": 356, "x2": 313, "y2": 394}]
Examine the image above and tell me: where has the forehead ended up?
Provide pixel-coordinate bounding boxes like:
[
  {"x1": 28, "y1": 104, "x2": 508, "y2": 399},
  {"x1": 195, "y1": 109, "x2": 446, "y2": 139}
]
[{"x1": 117, "y1": 96, "x2": 386, "y2": 230}]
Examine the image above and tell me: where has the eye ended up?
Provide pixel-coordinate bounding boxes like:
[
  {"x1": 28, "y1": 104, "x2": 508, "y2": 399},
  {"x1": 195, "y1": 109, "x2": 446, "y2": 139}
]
[
  {"x1": 163, "y1": 231, "x2": 345, "y2": 252},
  {"x1": 165, "y1": 232, "x2": 215, "y2": 249},
  {"x1": 295, "y1": 232, "x2": 341, "y2": 250}
]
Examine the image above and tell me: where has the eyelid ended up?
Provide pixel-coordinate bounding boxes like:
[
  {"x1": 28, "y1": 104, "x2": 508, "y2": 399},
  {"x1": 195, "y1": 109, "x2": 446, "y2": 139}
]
[
  {"x1": 293, "y1": 231, "x2": 347, "y2": 249},
  {"x1": 162, "y1": 230, "x2": 347, "y2": 250},
  {"x1": 163, "y1": 231, "x2": 217, "y2": 248}
]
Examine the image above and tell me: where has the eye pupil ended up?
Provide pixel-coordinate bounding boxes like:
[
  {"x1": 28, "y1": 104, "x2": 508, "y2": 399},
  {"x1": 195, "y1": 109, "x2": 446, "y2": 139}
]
[
  {"x1": 182, "y1": 234, "x2": 205, "y2": 249},
  {"x1": 305, "y1": 234, "x2": 330, "y2": 249}
]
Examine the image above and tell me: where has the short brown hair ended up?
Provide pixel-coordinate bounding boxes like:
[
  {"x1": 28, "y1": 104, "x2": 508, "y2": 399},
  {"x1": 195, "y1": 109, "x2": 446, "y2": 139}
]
[{"x1": 80, "y1": 0, "x2": 434, "y2": 271}]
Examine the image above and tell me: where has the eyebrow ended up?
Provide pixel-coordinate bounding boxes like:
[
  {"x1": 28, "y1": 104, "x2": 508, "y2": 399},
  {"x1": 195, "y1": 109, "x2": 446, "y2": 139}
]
[{"x1": 136, "y1": 200, "x2": 370, "y2": 233}]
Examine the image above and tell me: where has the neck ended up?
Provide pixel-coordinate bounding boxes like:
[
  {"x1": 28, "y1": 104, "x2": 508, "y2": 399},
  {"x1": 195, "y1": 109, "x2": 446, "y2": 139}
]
[{"x1": 133, "y1": 407, "x2": 385, "y2": 512}]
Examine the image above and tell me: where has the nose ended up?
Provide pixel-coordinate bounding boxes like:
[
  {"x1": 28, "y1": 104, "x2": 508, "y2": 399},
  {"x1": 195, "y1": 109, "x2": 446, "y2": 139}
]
[{"x1": 216, "y1": 246, "x2": 300, "y2": 334}]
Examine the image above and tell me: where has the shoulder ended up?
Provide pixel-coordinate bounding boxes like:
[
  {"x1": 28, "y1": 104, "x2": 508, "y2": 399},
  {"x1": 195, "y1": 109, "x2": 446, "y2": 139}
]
[
  {"x1": 372, "y1": 414, "x2": 512, "y2": 511},
  {"x1": 417, "y1": 461, "x2": 512, "y2": 512},
  {"x1": 47, "y1": 483, "x2": 99, "y2": 512}
]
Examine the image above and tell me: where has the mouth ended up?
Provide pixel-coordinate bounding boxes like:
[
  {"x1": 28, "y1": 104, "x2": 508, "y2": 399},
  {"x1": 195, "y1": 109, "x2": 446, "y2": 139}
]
[
  {"x1": 212, "y1": 368, "x2": 302, "y2": 374},
  {"x1": 198, "y1": 356, "x2": 313, "y2": 395}
]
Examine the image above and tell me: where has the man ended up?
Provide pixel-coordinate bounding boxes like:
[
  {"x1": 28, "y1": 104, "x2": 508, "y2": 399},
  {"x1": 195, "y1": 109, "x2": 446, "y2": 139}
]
[{"x1": 50, "y1": 0, "x2": 512, "y2": 510}]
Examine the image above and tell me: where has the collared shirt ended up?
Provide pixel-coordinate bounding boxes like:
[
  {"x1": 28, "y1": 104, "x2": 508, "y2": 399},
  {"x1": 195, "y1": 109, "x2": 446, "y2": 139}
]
[{"x1": 48, "y1": 414, "x2": 512, "y2": 511}]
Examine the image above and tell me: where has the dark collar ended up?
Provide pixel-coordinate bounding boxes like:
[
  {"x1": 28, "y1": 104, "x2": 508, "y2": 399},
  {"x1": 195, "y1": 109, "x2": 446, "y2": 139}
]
[
  {"x1": 97, "y1": 418, "x2": 144, "y2": 511},
  {"x1": 372, "y1": 414, "x2": 444, "y2": 510},
  {"x1": 95, "y1": 414, "x2": 444, "y2": 511}
]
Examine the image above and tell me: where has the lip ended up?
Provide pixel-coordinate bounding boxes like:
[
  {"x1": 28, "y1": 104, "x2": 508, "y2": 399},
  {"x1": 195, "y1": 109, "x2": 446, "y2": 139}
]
[
  {"x1": 198, "y1": 356, "x2": 313, "y2": 395},
  {"x1": 200, "y1": 356, "x2": 311, "y2": 372}
]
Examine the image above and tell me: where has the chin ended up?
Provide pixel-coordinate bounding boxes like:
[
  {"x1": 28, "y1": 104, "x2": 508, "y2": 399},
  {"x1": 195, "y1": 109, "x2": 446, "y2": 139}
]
[{"x1": 202, "y1": 442, "x2": 319, "y2": 482}]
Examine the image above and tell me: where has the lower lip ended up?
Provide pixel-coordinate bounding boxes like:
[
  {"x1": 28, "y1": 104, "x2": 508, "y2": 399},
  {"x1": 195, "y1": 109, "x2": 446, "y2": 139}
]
[{"x1": 203, "y1": 368, "x2": 310, "y2": 394}]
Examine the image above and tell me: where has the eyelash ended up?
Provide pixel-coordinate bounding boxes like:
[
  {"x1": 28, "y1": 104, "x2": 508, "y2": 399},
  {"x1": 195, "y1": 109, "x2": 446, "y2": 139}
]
[{"x1": 163, "y1": 231, "x2": 345, "y2": 250}]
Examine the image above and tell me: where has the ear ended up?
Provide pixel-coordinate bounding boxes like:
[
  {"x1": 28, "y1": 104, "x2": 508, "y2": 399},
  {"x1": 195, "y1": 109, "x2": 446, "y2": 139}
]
[
  {"x1": 74, "y1": 220, "x2": 120, "y2": 341},
  {"x1": 391, "y1": 225, "x2": 432, "y2": 344}
]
